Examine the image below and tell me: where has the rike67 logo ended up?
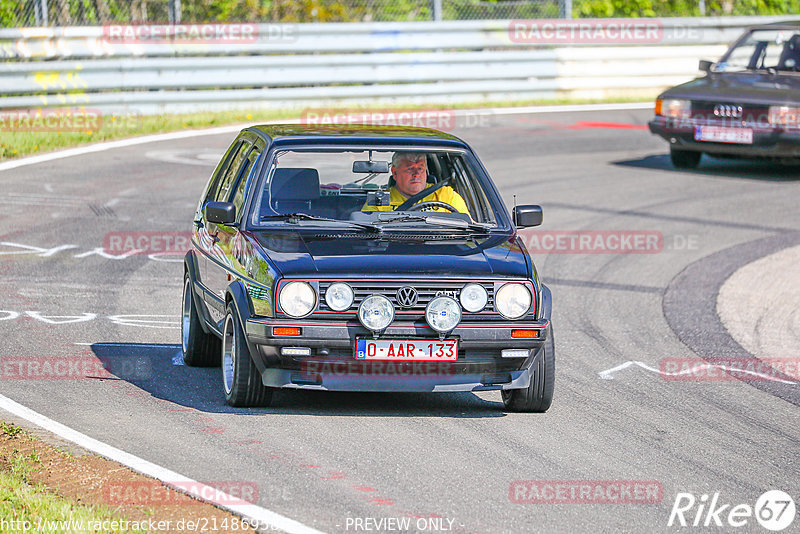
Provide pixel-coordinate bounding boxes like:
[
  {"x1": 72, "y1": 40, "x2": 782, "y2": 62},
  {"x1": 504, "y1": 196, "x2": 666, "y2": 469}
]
[{"x1": 668, "y1": 490, "x2": 796, "y2": 531}]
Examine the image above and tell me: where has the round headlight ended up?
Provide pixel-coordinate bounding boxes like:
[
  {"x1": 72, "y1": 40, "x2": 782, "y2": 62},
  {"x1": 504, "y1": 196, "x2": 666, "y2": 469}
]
[
  {"x1": 495, "y1": 283, "x2": 532, "y2": 319},
  {"x1": 278, "y1": 281, "x2": 316, "y2": 318},
  {"x1": 459, "y1": 283, "x2": 488, "y2": 313},
  {"x1": 325, "y1": 283, "x2": 354, "y2": 312},
  {"x1": 426, "y1": 296, "x2": 462, "y2": 333},
  {"x1": 358, "y1": 295, "x2": 394, "y2": 332}
]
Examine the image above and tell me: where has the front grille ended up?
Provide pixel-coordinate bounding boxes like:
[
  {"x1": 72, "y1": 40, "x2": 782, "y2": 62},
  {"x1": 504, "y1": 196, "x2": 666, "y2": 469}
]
[
  {"x1": 318, "y1": 280, "x2": 496, "y2": 316},
  {"x1": 690, "y1": 101, "x2": 770, "y2": 123}
]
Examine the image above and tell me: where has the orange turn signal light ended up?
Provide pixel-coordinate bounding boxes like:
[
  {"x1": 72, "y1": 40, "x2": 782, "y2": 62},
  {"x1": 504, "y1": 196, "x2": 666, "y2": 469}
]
[
  {"x1": 511, "y1": 329, "x2": 538, "y2": 339},
  {"x1": 273, "y1": 327, "x2": 301, "y2": 336}
]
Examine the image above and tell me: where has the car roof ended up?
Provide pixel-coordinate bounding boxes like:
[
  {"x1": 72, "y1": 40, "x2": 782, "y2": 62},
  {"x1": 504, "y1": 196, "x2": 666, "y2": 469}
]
[
  {"x1": 244, "y1": 124, "x2": 469, "y2": 148},
  {"x1": 750, "y1": 20, "x2": 800, "y2": 30}
]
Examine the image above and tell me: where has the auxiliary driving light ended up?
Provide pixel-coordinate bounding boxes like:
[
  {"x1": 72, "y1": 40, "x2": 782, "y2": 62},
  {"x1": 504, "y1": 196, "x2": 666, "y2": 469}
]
[
  {"x1": 325, "y1": 282, "x2": 354, "y2": 311},
  {"x1": 459, "y1": 283, "x2": 488, "y2": 313},
  {"x1": 281, "y1": 347, "x2": 312, "y2": 357},
  {"x1": 501, "y1": 349, "x2": 530, "y2": 358},
  {"x1": 358, "y1": 295, "x2": 394, "y2": 332},
  {"x1": 425, "y1": 296, "x2": 462, "y2": 333}
]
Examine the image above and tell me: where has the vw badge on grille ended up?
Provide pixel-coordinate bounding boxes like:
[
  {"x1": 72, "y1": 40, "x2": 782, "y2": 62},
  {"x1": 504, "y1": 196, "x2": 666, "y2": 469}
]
[
  {"x1": 396, "y1": 286, "x2": 419, "y2": 308},
  {"x1": 713, "y1": 104, "x2": 743, "y2": 118}
]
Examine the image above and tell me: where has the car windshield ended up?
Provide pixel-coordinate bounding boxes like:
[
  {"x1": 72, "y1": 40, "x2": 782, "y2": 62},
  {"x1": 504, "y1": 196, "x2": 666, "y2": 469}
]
[
  {"x1": 716, "y1": 28, "x2": 800, "y2": 73},
  {"x1": 254, "y1": 147, "x2": 500, "y2": 228}
]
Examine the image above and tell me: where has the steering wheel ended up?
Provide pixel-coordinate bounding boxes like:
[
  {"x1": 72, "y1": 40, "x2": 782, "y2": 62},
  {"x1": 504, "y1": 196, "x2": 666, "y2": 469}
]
[{"x1": 407, "y1": 201, "x2": 458, "y2": 213}]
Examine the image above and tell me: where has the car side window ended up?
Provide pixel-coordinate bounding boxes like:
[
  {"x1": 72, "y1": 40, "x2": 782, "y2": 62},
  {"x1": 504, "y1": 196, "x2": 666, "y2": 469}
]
[
  {"x1": 231, "y1": 147, "x2": 262, "y2": 217},
  {"x1": 203, "y1": 140, "x2": 243, "y2": 205},
  {"x1": 213, "y1": 141, "x2": 251, "y2": 203}
]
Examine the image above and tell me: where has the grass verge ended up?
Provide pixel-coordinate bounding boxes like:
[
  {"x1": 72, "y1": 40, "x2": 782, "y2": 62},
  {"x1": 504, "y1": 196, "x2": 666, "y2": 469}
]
[
  {"x1": 0, "y1": 420, "x2": 260, "y2": 533},
  {"x1": 0, "y1": 421, "x2": 149, "y2": 533}
]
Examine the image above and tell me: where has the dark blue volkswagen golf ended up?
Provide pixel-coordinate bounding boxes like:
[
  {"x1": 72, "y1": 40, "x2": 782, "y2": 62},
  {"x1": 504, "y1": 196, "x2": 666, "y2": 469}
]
[{"x1": 182, "y1": 125, "x2": 554, "y2": 412}]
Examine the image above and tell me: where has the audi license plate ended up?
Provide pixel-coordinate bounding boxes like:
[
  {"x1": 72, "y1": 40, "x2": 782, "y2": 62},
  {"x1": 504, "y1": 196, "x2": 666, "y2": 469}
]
[
  {"x1": 355, "y1": 339, "x2": 458, "y2": 361},
  {"x1": 694, "y1": 126, "x2": 753, "y2": 144}
]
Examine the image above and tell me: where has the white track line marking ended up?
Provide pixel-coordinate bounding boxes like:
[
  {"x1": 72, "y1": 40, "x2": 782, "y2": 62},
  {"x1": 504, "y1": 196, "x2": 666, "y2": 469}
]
[
  {"x1": 453, "y1": 102, "x2": 653, "y2": 116},
  {"x1": 598, "y1": 360, "x2": 797, "y2": 384},
  {"x1": 0, "y1": 125, "x2": 248, "y2": 172},
  {"x1": 0, "y1": 393, "x2": 327, "y2": 534},
  {"x1": 0, "y1": 103, "x2": 653, "y2": 173}
]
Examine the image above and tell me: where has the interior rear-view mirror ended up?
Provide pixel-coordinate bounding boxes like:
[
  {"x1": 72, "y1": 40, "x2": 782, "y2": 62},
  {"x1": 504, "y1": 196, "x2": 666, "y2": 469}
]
[{"x1": 353, "y1": 161, "x2": 390, "y2": 173}]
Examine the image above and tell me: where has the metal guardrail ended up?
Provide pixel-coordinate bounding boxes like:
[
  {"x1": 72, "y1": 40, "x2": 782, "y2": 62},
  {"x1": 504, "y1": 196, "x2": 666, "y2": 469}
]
[{"x1": 1, "y1": 16, "x2": 799, "y2": 115}]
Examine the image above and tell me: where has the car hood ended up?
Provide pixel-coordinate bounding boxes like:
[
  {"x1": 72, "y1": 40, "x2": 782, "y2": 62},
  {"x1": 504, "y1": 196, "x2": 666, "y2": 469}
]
[
  {"x1": 249, "y1": 230, "x2": 530, "y2": 278},
  {"x1": 661, "y1": 72, "x2": 800, "y2": 105}
]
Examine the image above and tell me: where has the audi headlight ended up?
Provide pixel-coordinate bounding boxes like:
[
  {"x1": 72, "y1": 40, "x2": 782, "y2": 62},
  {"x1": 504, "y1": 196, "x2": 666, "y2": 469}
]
[
  {"x1": 460, "y1": 283, "x2": 488, "y2": 313},
  {"x1": 358, "y1": 295, "x2": 394, "y2": 332},
  {"x1": 656, "y1": 98, "x2": 691, "y2": 119},
  {"x1": 768, "y1": 106, "x2": 800, "y2": 127},
  {"x1": 495, "y1": 283, "x2": 532, "y2": 319},
  {"x1": 278, "y1": 281, "x2": 316, "y2": 318},
  {"x1": 325, "y1": 282, "x2": 354, "y2": 311},
  {"x1": 426, "y1": 296, "x2": 462, "y2": 333}
]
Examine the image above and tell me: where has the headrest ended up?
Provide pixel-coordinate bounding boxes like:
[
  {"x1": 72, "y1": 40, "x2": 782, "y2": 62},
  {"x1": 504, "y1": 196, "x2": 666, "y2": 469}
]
[{"x1": 270, "y1": 168, "x2": 320, "y2": 201}]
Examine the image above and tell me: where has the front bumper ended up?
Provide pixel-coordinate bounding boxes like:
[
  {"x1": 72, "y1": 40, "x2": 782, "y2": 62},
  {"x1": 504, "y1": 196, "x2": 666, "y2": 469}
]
[
  {"x1": 245, "y1": 318, "x2": 550, "y2": 392},
  {"x1": 648, "y1": 116, "x2": 800, "y2": 159}
]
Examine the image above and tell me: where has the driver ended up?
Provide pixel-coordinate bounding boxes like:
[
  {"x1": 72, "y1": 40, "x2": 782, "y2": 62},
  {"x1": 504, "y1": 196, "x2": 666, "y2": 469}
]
[{"x1": 362, "y1": 152, "x2": 469, "y2": 213}]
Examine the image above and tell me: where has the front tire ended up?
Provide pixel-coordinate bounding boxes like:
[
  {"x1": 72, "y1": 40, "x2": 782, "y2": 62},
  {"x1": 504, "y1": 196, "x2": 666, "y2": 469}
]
[
  {"x1": 670, "y1": 148, "x2": 702, "y2": 169},
  {"x1": 222, "y1": 303, "x2": 273, "y2": 407},
  {"x1": 181, "y1": 274, "x2": 220, "y2": 367},
  {"x1": 502, "y1": 327, "x2": 555, "y2": 413}
]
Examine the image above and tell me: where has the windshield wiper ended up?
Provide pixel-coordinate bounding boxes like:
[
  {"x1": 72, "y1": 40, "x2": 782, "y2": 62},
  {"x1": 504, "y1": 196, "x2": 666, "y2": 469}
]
[
  {"x1": 375, "y1": 213, "x2": 493, "y2": 232},
  {"x1": 260, "y1": 213, "x2": 380, "y2": 232}
]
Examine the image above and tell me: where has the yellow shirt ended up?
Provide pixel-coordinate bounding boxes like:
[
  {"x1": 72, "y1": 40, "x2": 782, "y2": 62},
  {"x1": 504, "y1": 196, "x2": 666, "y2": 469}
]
[{"x1": 362, "y1": 186, "x2": 469, "y2": 214}]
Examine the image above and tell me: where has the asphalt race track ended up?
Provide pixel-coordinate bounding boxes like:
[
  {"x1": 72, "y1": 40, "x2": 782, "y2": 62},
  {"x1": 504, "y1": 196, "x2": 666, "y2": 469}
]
[{"x1": 0, "y1": 108, "x2": 798, "y2": 534}]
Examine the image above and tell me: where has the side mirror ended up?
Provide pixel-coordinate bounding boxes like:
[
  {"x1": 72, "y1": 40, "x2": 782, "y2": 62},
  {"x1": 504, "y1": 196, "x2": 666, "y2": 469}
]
[
  {"x1": 699, "y1": 59, "x2": 714, "y2": 73},
  {"x1": 204, "y1": 201, "x2": 236, "y2": 225},
  {"x1": 513, "y1": 205, "x2": 542, "y2": 228}
]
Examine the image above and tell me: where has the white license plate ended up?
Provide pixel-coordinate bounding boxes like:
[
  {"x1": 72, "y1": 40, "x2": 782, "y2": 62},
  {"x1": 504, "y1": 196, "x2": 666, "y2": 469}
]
[
  {"x1": 694, "y1": 126, "x2": 753, "y2": 144},
  {"x1": 355, "y1": 339, "x2": 458, "y2": 361}
]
